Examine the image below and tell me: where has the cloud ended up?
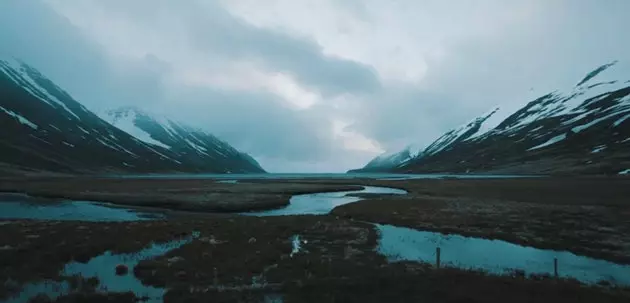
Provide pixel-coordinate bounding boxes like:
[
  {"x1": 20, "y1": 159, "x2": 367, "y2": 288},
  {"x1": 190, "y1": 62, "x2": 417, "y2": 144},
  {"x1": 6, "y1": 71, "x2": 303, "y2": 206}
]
[
  {"x1": 46, "y1": 0, "x2": 381, "y2": 97},
  {"x1": 1, "y1": 0, "x2": 628, "y2": 172}
]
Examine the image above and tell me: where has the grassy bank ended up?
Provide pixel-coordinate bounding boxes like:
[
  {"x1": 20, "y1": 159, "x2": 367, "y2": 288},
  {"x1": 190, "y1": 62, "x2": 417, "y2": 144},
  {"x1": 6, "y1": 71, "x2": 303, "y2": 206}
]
[
  {"x1": 2, "y1": 218, "x2": 629, "y2": 303},
  {"x1": 330, "y1": 178, "x2": 630, "y2": 264},
  {"x1": 0, "y1": 177, "x2": 363, "y2": 212}
]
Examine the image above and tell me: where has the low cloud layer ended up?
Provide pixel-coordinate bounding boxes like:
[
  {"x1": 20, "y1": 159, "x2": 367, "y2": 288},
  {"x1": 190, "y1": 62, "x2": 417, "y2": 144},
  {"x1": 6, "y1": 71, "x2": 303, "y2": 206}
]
[{"x1": 1, "y1": 0, "x2": 628, "y2": 172}]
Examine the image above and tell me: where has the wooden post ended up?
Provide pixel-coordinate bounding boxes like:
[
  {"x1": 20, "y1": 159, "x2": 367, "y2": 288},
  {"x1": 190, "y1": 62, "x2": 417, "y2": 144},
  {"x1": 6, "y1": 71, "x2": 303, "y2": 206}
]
[
  {"x1": 436, "y1": 247, "x2": 441, "y2": 268},
  {"x1": 328, "y1": 257, "x2": 333, "y2": 277},
  {"x1": 553, "y1": 258, "x2": 558, "y2": 278},
  {"x1": 213, "y1": 267, "x2": 218, "y2": 287}
]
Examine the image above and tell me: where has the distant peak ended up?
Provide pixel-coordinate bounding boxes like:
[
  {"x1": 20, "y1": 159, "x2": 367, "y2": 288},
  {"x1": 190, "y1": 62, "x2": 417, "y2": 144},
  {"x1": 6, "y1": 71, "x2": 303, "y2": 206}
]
[
  {"x1": 480, "y1": 107, "x2": 500, "y2": 120},
  {"x1": 576, "y1": 60, "x2": 619, "y2": 87}
]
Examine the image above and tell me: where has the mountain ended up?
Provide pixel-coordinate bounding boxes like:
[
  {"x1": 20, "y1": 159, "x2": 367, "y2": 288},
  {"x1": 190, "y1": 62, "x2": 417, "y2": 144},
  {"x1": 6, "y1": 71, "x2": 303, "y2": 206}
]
[
  {"x1": 354, "y1": 108, "x2": 501, "y2": 172},
  {"x1": 355, "y1": 145, "x2": 423, "y2": 172},
  {"x1": 102, "y1": 107, "x2": 265, "y2": 173},
  {"x1": 352, "y1": 61, "x2": 630, "y2": 175},
  {"x1": 0, "y1": 55, "x2": 265, "y2": 174}
]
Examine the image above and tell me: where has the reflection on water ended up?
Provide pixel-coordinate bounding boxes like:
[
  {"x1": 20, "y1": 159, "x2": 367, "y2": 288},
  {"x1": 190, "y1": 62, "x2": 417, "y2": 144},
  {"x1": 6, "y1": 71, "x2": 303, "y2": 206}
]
[
  {"x1": 0, "y1": 194, "x2": 160, "y2": 222},
  {"x1": 6, "y1": 233, "x2": 199, "y2": 303},
  {"x1": 377, "y1": 224, "x2": 630, "y2": 285},
  {"x1": 216, "y1": 180, "x2": 239, "y2": 184},
  {"x1": 243, "y1": 186, "x2": 407, "y2": 216}
]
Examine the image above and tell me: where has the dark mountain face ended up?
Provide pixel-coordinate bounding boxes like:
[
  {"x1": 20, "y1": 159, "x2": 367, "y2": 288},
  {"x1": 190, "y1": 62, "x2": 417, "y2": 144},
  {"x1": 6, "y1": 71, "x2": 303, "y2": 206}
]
[
  {"x1": 350, "y1": 108, "x2": 500, "y2": 173},
  {"x1": 102, "y1": 107, "x2": 265, "y2": 173},
  {"x1": 353, "y1": 61, "x2": 630, "y2": 175},
  {"x1": 0, "y1": 56, "x2": 265, "y2": 174}
]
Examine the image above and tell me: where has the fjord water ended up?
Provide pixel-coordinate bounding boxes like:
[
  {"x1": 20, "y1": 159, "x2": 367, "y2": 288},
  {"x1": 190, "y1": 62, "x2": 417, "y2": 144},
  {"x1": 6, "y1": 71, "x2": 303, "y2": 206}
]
[{"x1": 113, "y1": 173, "x2": 537, "y2": 180}]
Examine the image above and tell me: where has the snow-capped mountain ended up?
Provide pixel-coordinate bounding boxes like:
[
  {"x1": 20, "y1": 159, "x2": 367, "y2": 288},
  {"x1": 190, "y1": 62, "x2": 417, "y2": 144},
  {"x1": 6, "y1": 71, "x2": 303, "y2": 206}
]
[
  {"x1": 359, "y1": 148, "x2": 418, "y2": 172},
  {"x1": 353, "y1": 108, "x2": 500, "y2": 172},
  {"x1": 102, "y1": 107, "x2": 265, "y2": 172},
  {"x1": 422, "y1": 107, "x2": 501, "y2": 156},
  {"x1": 0, "y1": 55, "x2": 265, "y2": 174},
  {"x1": 352, "y1": 61, "x2": 630, "y2": 175}
]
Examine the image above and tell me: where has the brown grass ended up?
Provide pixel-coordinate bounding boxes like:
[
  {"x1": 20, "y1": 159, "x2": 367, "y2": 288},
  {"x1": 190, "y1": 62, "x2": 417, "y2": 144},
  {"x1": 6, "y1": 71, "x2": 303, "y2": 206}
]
[
  {"x1": 331, "y1": 178, "x2": 630, "y2": 264},
  {"x1": 0, "y1": 177, "x2": 362, "y2": 212},
  {"x1": 2, "y1": 176, "x2": 630, "y2": 301},
  {"x1": 1, "y1": 218, "x2": 629, "y2": 303}
]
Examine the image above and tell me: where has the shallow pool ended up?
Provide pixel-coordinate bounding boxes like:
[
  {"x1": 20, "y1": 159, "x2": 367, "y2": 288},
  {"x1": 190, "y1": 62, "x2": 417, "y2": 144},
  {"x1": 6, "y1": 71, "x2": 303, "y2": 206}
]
[
  {"x1": 5, "y1": 232, "x2": 199, "y2": 303},
  {"x1": 0, "y1": 194, "x2": 159, "y2": 222},
  {"x1": 376, "y1": 224, "x2": 630, "y2": 285}
]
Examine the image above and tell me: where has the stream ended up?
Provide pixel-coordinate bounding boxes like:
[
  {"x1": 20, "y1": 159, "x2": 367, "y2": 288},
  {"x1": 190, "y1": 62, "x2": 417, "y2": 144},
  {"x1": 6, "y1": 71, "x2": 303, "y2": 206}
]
[{"x1": 242, "y1": 186, "x2": 407, "y2": 216}]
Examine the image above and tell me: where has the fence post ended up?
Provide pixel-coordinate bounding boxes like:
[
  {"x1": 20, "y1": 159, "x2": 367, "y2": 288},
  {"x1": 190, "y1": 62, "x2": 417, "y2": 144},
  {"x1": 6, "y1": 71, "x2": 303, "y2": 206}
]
[
  {"x1": 328, "y1": 256, "x2": 333, "y2": 277},
  {"x1": 213, "y1": 267, "x2": 218, "y2": 287},
  {"x1": 436, "y1": 247, "x2": 441, "y2": 268},
  {"x1": 553, "y1": 258, "x2": 558, "y2": 278}
]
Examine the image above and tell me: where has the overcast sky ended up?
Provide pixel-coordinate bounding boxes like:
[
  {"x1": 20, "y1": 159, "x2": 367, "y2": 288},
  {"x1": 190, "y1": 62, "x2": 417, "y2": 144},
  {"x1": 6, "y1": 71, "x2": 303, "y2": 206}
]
[{"x1": 0, "y1": 0, "x2": 628, "y2": 172}]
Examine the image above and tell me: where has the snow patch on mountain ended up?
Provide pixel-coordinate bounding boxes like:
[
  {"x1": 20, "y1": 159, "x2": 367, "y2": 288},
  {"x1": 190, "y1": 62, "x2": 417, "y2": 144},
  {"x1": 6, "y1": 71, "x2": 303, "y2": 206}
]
[
  {"x1": 424, "y1": 107, "x2": 500, "y2": 155},
  {"x1": 497, "y1": 61, "x2": 629, "y2": 134},
  {"x1": 102, "y1": 108, "x2": 172, "y2": 149},
  {"x1": 77, "y1": 126, "x2": 90, "y2": 134},
  {"x1": 0, "y1": 106, "x2": 38, "y2": 129},
  {"x1": 0, "y1": 56, "x2": 82, "y2": 120},
  {"x1": 572, "y1": 109, "x2": 630, "y2": 133},
  {"x1": 527, "y1": 134, "x2": 567, "y2": 151},
  {"x1": 184, "y1": 138, "x2": 209, "y2": 155},
  {"x1": 591, "y1": 145, "x2": 607, "y2": 153},
  {"x1": 466, "y1": 107, "x2": 503, "y2": 140},
  {"x1": 614, "y1": 114, "x2": 630, "y2": 127}
]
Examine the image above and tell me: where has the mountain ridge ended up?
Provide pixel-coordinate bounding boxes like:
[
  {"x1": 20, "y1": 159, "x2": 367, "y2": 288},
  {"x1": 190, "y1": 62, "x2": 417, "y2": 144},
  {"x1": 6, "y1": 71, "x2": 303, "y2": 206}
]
[
  {"x1": 351, "y1": 61, "x2": 630, "y2": 175},
  {"x1": 0, "y1": 56, "x2": 265, "y2": 174}
]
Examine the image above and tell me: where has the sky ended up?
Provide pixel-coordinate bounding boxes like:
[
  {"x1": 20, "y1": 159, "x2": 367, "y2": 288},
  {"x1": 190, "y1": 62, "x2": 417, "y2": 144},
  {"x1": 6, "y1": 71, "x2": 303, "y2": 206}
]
[{"x1": 0, "y1": 0, "x2": 628, "y2": 172}]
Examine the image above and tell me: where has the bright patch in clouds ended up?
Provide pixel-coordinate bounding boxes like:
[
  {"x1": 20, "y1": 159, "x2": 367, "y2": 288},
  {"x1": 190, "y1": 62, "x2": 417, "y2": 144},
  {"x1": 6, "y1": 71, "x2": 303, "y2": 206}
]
[{"x1": 333, "y1": 120, "x2": 384, "y2": 154}]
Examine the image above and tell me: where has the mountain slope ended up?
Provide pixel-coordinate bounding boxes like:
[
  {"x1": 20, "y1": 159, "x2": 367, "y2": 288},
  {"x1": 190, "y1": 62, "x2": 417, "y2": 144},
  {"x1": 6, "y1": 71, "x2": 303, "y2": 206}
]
[
  {"x1": 357, "y1": 147, "x2": 420, "y2": 172},
  {"x1": 0, "y1": 56, "x2": 265, "y2": 174},
  {"x1": 352, "y1": 61, "x2": 630, "y2": 175},
  {"x1": 102, "y1": 107, "x2": 265, "y2": 173},
  {"x1": 352, "y1": 108, "x2": 500, "y2": 172}
]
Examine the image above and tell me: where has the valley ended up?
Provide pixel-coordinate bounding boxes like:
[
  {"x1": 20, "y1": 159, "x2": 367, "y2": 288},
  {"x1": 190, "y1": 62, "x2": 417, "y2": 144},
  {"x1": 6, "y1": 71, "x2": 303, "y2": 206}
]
[
  {"x1": 1, "y1": 25, "x2": 630, "y2": 303},
  {"x1": 1, "y1": 175, "x2": 630, "y2": 302}
]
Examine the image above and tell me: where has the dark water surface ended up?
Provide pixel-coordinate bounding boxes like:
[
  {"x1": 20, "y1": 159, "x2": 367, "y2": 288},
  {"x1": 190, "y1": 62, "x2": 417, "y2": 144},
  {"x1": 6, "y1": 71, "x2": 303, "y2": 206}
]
[
  {"x1": 0, "y1": 194, "x2": 159, "y2": 221},
  {"x1": 112, "y1": 173, "x2": 538, "y2": 180},
  {"x1": 377, "y1": 224, "x2": 630, "y2": 285}
]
